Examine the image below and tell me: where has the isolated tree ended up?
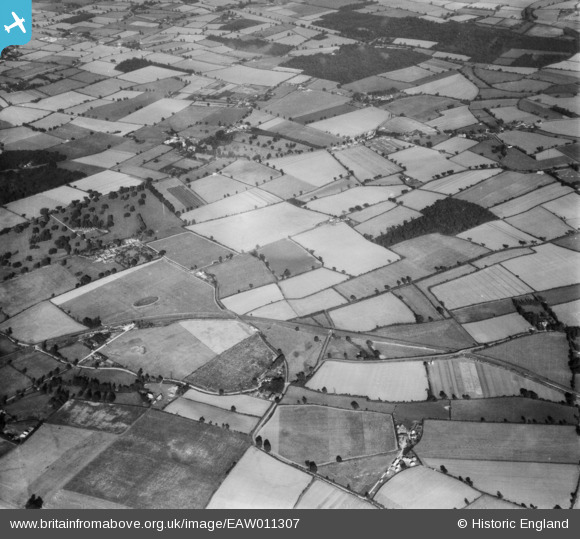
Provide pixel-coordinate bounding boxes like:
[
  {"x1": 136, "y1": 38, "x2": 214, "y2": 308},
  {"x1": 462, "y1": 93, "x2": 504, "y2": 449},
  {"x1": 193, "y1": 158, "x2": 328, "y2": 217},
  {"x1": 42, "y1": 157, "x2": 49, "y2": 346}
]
[{"x1": 263, "y1": 439, "x2": 271, "y2": 453}]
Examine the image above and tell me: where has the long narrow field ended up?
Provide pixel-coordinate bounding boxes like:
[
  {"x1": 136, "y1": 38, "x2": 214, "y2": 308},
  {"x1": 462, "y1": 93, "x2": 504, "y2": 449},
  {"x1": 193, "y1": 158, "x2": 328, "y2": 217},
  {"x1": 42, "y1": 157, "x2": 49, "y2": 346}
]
[
  {"x1": 306, "y1": 360, "x2": 429, "y2": 402},
  {"x1": 295, "y1": 480, "x2": 374, "y2": 509}
]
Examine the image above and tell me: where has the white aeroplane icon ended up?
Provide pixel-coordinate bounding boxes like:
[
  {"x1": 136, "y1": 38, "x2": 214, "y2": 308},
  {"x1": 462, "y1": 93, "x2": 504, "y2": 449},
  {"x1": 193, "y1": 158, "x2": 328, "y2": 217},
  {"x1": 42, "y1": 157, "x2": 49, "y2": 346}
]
[{"x1": 4, "y1": 12, "x2": 26, "y2": 34}]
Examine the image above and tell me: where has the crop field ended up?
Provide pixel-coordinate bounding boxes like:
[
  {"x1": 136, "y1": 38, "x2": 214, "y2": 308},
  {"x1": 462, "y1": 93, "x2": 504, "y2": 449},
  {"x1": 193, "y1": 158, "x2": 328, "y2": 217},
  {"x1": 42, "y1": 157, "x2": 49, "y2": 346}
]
[
  {"x1": 471, "y1": 248, "x2": 534, "y2": 269},
  {"x1": 506, "y1": 207, "x2": 574, "y2": 240},
  {"x1": 289, "y1": 289, "x2": 348, "y2": 317},
  {"x1": 382, "y1": 65, "x2": 433, "y2": 83},
  {"x1": 213, "y1": 65, "x2": 295, "y2": 87},
  {"x1": 450, "y1": 397, "x2": 578, "y2": 425},
  {"x1": 539, "y1": 283, "x2": 580, "y2": 306},
  {"x1": 317, "y1": 453, "x2": 398, "y2": 495},
  {"x1": 421, "y1": 459, "x2": 579, "y2": 509},
  {"x1": 423, "y1": 169, "x2": 501, "y2": 195},
  {"x1": 542, "y1": 193, "x2": 580, "y2": 228},
  {"x1": 427, "y1": 106, "x2": 478, "y2": 131},
  {"x1": 462, "y1": 313, "x2": 530, "y2": 343},
  {"x1": 306, "y1": 186, "x2": 401, "y2": 217},
  {"x1": 481, "y1": 332, "x2": 571, "y2": 387},
  {"x1": 502, "y1": 244, "x2": 580, "y2": 291},
  {"x1": 539, "y1": 119, "x2": 579, "y2": 137},
  {"x1": 396, "y1": 190, "x2": 446, "y2": 211},
  {"x1": 53, "y1": 259, "x2": 221, "y2": 324},
  {"x1": 220, "y1": 160, "x2": 279, "y2": 186},
  {"x1": 189, "y1": 203, "x2": 327, "y2": 253},
  {"x1": 491, "y1": 183, "x2": 573, "y2": 219},
  {"x1": 257, "y1": 239, "x2": 321, "y2": 279},
  {"x1": 404, "y1": 73, "x2": 479, "y2": 101},
  {"x1": 434, "y1": 137, "x2": 478, "y2": 155},
  {"x1": 306, "y1": 360, "x2": 429, "y2": 402},
  {"x1": 11, "y1": 349, "x2": 60, "y2": 380},
  {"x1": 164, "y1": 398, "x2": 259, "y2": 434},
  {"x1": 417, "y1": 420, "x2": 580, "y2": 464},
  {"x1": 118, "y1": 66, "x2": 187, "y2": 84},
  {"x1": 295, "y1": 479, "x2": 373, "y2": 509},
  {"x1": 259, "y1": 405, "x2": 396, "y2": 465},
  {"x1": 268, "y1": 151, "x2": 347, "y2": 188},
  {"x1": 65, "y1": 410, "x2": 250, "y2": 509},
  {"x1": 263, "y1": 89, "x2": 348, "y2": 121},
  {"x1": 0, "y1": 264, "x2": 78, "y2": 317},
  {"x1": 208, "y1": 254, "x2": 275, "y2": 299},
  {"x1": 394, "y1": 285, "x2": 444, "y2": 322},
  {"x1": 354, "y1": 206, "x2": 423, "y2": 238},
  {"x1": 0, "y1": 302, "x2": 86, "y2": 344},
  {"x1": 293, "y1": 222, "x2": 399, "y2": 276},
  {"x1": 0, "y1": 208, "x2": 26, "y2": 230},
  {"x1": 222, "y1": 284, "x2": 284, "y2": 315},
  {"x1": 49, "y1": 401, "x2": 145, "y2": 435},
  {"x1": 427, "y1": 357, "x2": 564, "y2": 401},
  {"x1": 258, "y1": 118, "x2": 342, "y2": 147},
  {"x1": 389, "y1": 147, "x2": 465, "y2": 183},
  {"x1": 489, "y1": 106, "x2": 542, "y2": 124},
  {"x1": 552, "y1": 299, "x2": 580, "y2": 327},
  {"x1": 279, "y1": 268, "x2": 348, "y2": 299},
  {"x1": 374, "y1": 466, "x2": 479, "y2": 509},
  {"x1": 391, "y1": 234, "x2": 489, "y2": 272},
  {"x1": 102, "y1": 324, "x2": 217, "y2": 379},
  {"x1": 248, "y1": 300, "x2": 298, "y2": 320},
  {"x1": 309, "y1": 107, "x2": 391, "y2": 138},
  {"x1": 458, "y1": 220, "x2": 537, "y2": 251},
  {"x1": 180, "y1": 388, "x2": 270, "y2": 417},
  {"x1": 183, "y1": 189, "x2": 281, "y2": 224},
  {"x1": 4, "y1": 392, "x2": 53, "y2": 422},
  {"x1": 498, "y1": 131, "x2": 570, "y2": 155},
  {"x1": 179, "y1": 319, "x2": 255, "y2": 355},
  {"x1": 379, "y1": 116, "x2": 436, "y2": 135},
  {"x1": 207, "y1": 447, "x2": 311, "y2": 509},
  {"x1": 0, "y1": 365, "x2": 31, "y2": 398},
  {"x1": 186, "y1": 334, "x2": 274, "y2": 392},
  {"x1": 0, "y1": 423, "x2": 116, "y2": 508},
  {"x1": 148, "y1": 232, "x2": 233, "y2": 270},
  {"x1": 330, "y1": 293, "x2": 416, "y2": 332},
  {"x1": 332, "y1": 146, "x2": 401, "y2": 180},
  {"x1": 6, "y1": 186, "x2": 89, "y2": 219},
  {"x1": 187, "y1": 175, "x2": 250, "y2": 204},
  {"x1": 259, "y1": 174, "x2": 316, "y2": 200},
  {"x1": 70, "y1": 171, "x2": 142, "y2": 195},
  {"x1": 252, "y1": 321, "x2": 325, "y2": 381},
  {"x1": 451, "y1": 298, "x2": 516, "y2": 324}
]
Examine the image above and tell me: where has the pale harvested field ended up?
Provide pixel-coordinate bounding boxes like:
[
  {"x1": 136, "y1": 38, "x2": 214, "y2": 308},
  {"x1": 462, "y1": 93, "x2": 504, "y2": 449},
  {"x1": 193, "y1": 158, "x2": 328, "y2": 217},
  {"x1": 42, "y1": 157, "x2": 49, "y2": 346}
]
[
  {"x1": 462, "y1": 313, "x2": 530, "y2": 343},
  {"x1": 417, "y1": 420, "x2": 580, "y2": 464},
  {"x1": 259, "y1": 174, "x2": 316, "y2": 200},
  {"x1": 490, "y1": 106, "x2": 542, "y2": 124},
  {"x1": 179, "y1": 319, "x2": 255, "y2": 355},
  {"x1": 506, "y1": 207, "x2": 574, "y2": 240},
  {"x1": 279, "y1": 268, "x2": 349, "y2": 299},
  {"x1": 0, "y1": 208, "x2": 26, "y2": 230},
  {"x1": 118, "y1": 66, "x2": 186, "y2": 84},
  {"x1": 329, "y1": 293, "x2": 416, "y2": 332},
  {"x1": 481, "y1": 332, "x2": 571, "y2": 386},
  {"x1": 295, "y1": 480, "x2": 374, "y2": 509},
  {"x1": 70, "y1": 171, "x2": 142, "y2": 195},
  {"x1": 306, "y1": 186, "x2": 402, "y2": 217},
  {"x1": 427, "y1": 106, "x2": 478, "y2": 130},
  {"x1": 501, "y1": 244, "x2": 580, "y2": 291},
  {"x1": 404, "y1": 73, "x2": 479, "y2": 100},
  {"x1": 380, "y1": 116, "x2": 437, "y2": 135},
  {"x1": 220, "y1": 159, "x2": 280, "y2": 185},
  {"x1": 472, "y1": 247, "x2": 534, "y2": 269},
  {"x1": 543, "y1": 193, "x2": 580, "y2": 228},
  {"x1": 164, "y1": 398, "x2": 259, "y2": 434},
  {"x1": 310, "y1": 107, "x2": 391, "y2": 138},
  {"x1": 396, "y1": 189, "x2": 446, "y2": 211},
  {"x1": 264, "y1": 89, "x2": 350, "y2": 120},
  {"x1": 374, "y1": 466, "x2": 479, "y2": 509},
  {"x1": 395, "y1": 285, "x2": 444, "y2": 321},
  {"x1": 211, "y1": 65, "x2": 295, "y2": 87},
  {"x1": 181, "y1": 388, "x2": 271, "y2": 417},
  {"x1": 293, "y1": 222, "x2": 400, "y2": 276},
  {"x1": 207, "y1": 447, "x2": 311, "y2": 509},
  {"x1": 498, "y1": 130, "x2": 570, "y2": 155},
  {"x1": 258, "y1": 118, "x2": 341, "y2": 147},
  {"x1": 189, "y1": 174, "x2": 251, "y2": 204},
  {"x1": 423, "y1": 169, "x2": 501, "y2": 195},
  {"x1": 389, "y1": 146, "x2": 465, "y2": 182},
  {"x1": 248, "y1": 300, "x2": 298, "y2": 321},
  {"x1": 306, "y1": 360, "x2": 429, "y2": 402},
  {"x1": 539, "y1": 119, "x2": 579, "y2": 137},
  {"x1": 0, "y1": 302, "x2": 86, "y2": 343},
  {"x1": 102, "y1": 323, "x2": 217, "y2": 379},
  {"x1": 188, "y1": 203, "x2": 327, "y2": 253},
  {"x1": 552, "y1": 299, "x2": 580, "y2": 327},
  {"x1": 289, "y1": 289, "x2": 348, "y2": 317},
  {"x1": 332, "y1": 146, "x2": 401, "y2": 180},
  {"x1": 491, "y1": 183, "x2": 573, "y2": 219},
  {"x1": 222, "y1": 283, "x2": 284, "y2": 315},
  {"x1": 0, "y1": 424, "x2": 115, "y2": 508},
  {"x1": 427, "y1": 357, "x2": 565, "y2": 401},
  {"x1": 391, "y1": 233, "x2": 489, "y2": 271},
  {"x1": 421, "y1": 459, "x2": 580, "y2": 509},
  {"x1": 431, "y1": 264, "x2": 533, "y2": 310},
  {"x1": 458, "y1": 220, "x2": 537, "y2": 250},
  {"x1": 433, "y1": 137, "x2": 478, "y2": 155},
  {"x1": 382, "y1": 65, "x2": 432, "y2": 83},
  {"x1": 349, "y1": 200, "x2": 397, "y2": 223},
  {"x1": 268, "y1": 151, "x2": 347, "y2": 188},
  {"x1": 6, "y1": 186, "x2": 89, "y2": 218},
  {"x1": 354, "y1": 206, "x2": 422, "y2": 238}
]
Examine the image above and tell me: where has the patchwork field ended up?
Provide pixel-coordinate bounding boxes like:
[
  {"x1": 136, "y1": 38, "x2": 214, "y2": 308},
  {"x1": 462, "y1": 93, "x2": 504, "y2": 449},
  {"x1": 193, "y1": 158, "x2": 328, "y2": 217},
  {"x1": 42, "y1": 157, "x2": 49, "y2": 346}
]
[
  {"x1": 306, "y1": 360, "x2": 429, "y2": 402},
  {"x1": 374, "y1": 466, "x2": 479, "y2": 509},
  {"x1": 354, "y1": 206, "x2": 423, "y2": 238},
  {"x1": 329, "y1": 293, "x2": 416, "y2": 332},
  {"x1": 305, "y1": 186, "x2": 401, "y2": 217},
  {"x1": 332, "y1": 146, "x2": 401, "y2": 180},
  {"x1": 462, "y1": 313, "x2": 530, "y2": 344},
  {"x1": 491, "y1": 183, "x2": 573, "y2": 219},
  {"x1": 295, "y1": 479, "x2": 374, "y2": 509},
  {"x1": 404, "y1": 73, "x2": 479, "y2": 101},
  {"x1": 427, "y1": 357, "x2": 564, "y2": 402},
  {"x1": 424, "y1": 169, "x2": 501, "y2": 195},
  {"x1": 310, "y1": 107, "x2": 391, "y2": 138},
  {"x1": 52, "y1": 259, "x2": 222, "y2": 324},
  {"x1": 293, "y1": 222, "x2": 400, "y2": 276},
  {"x1": 388, "y1": 146, "x2": 465, "y2": 183},
  {"x1": 279, "y1": 268, "x2": 348, "y2": 299},
  {"x1": 268, "y1": 151, "x2": 347, "y2": 188},
  {"x1": 65, "y1": 410, "x2": 250, "y2": 509},
  {"x1": 208, "y1": 254, "x2": 276, "y2": 298},
  {"x1": 259, "y1": 405, "x2": 396, "y2": 465},
  {"x1": 506, "y1": 207, "x2": 574, "y2": 241},
  {"x1": 207, "y1": 447, "x2": 311, "y2": 509},
  {"x1": 458, "y1": 220, "x2": 538, "y2": 251},
  {"x1": 222, "y1": 284, "x2": 284, "y2": 315}
]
